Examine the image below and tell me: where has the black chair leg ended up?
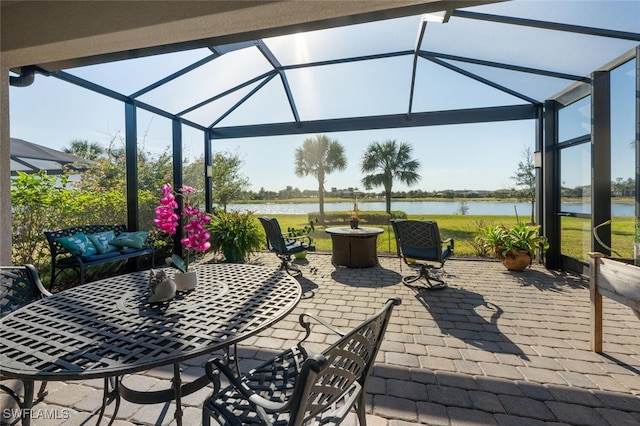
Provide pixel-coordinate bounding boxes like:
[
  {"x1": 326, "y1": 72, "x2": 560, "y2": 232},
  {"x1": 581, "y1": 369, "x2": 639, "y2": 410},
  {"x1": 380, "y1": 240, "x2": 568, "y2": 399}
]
[
  {"x1": 36, "y1": 381, "x2": 48, "y2": 400},
  {"x1": 278, "y1": 255, "x2": 301, "y2": 276}
]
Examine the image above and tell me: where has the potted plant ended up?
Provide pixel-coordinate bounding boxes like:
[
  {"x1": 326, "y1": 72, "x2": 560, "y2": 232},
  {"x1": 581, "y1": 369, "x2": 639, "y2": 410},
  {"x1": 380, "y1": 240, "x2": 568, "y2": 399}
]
[
  {"x1": 476, "y1": 222, "x2": 549, "y2": 271},
  {"x1": 207, "y1": 210, "x2": 263, "y2": 263},
  {"x1": 350, "y1": 189, "x2": 360, "y2": 229},
  {"x1": 349, "y1": 203, "x2": 360, "y2": 229},
  {"x1": 287, "y1": 221, "x2": 315, "y2": 259},
  {"x1": 154, "y1": 184, "x2": 211, "y2": 291}
]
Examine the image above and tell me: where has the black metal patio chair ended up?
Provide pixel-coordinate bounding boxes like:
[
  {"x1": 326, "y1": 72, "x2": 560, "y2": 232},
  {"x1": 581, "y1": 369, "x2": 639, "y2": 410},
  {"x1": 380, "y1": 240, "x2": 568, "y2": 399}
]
[
  {"x1": 259, "y1": 216, "x2": 315, "y2": 276},
  {"x1": 0, "y1": 264, "x2": 52, "y2": 409},
  {"x1": 202, "y1": 297, "x2": 401, "y2": 426},
  {"x1": 391, "y1": 219, "x2": 454, "y2": 290}
]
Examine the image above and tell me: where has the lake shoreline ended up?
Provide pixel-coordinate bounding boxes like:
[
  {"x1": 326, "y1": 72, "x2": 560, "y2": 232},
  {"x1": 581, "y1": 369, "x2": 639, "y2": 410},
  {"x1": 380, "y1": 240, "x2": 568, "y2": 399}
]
[
  {"x1": 226, "y1": 199, "x2": 635, "y2": 216},
  {"x1": 236, "y1": 197, "x2": 635, "y2": 205}
]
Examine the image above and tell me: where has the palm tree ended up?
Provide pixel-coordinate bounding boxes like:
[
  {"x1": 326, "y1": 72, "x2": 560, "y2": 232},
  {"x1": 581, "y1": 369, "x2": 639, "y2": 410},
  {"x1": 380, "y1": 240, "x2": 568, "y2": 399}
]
[
  {"x1": 294, "y1": 134, "x2": 347, "y2": 223},
  {"x1": 64, "y1": 139, "x2": 105, "y2": 161},
  {"x1": 361, "y1": 140, "x2": 421, "y2": 214}
]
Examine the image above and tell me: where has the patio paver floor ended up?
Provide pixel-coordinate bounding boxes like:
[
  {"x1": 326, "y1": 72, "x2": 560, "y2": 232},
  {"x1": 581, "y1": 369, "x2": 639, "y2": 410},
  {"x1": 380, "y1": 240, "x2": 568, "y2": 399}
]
[{"x1": 2, "y1": 253, "x2": 638, "y2": 425}]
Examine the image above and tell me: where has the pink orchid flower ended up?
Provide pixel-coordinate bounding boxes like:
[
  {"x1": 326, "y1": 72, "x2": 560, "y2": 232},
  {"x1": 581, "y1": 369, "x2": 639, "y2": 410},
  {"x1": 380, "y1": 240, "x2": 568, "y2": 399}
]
[{"x1": 154, "y1": 183, "x2": 211, "y2": 272}]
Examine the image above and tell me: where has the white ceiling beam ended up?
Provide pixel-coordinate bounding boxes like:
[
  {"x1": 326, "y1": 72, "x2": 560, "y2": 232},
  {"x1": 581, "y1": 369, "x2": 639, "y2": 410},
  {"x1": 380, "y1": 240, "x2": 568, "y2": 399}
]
[{"x1": 1, "y1": 1, "x2": 497, "y2": 70}]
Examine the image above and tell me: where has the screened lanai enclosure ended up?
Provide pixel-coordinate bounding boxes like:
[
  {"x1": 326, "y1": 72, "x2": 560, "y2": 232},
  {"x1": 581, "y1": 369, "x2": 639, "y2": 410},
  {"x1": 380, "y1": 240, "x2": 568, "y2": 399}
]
[{"x1": 6, "y1": 0, "x2": 640, "y2": 275}]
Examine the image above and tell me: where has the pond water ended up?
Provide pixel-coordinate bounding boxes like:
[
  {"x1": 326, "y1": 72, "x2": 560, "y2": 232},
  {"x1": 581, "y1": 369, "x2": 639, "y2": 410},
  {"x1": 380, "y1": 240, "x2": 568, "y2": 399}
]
[{"x1": 226, "y1": 200, "x2": 635, "y2": 216}]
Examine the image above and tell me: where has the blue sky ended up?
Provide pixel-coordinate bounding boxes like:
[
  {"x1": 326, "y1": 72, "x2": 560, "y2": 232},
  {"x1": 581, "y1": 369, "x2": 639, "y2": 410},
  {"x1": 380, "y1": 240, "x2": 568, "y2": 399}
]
[
  {"x1": 8, "y1": 2, "x2": 638, "y2": 193},
  {"x1": 7, "y1": 50, "x2": 537, "y2": 192},
  {"x1": 8, "y1": 72, "x2": 536, "y2": 192}
]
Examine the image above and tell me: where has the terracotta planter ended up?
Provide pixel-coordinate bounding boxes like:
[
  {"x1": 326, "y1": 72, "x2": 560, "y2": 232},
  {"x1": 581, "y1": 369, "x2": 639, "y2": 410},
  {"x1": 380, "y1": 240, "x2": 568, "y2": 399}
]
[{"x1": 502, "y1": 251, "x2": 531, "y2": 271}]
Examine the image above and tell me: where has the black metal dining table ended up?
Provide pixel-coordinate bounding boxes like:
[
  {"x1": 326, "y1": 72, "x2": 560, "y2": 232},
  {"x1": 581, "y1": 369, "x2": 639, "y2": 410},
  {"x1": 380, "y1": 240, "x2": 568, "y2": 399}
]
[{"x1": 0, "y1": 263, "x2": 302, "y2": 425}]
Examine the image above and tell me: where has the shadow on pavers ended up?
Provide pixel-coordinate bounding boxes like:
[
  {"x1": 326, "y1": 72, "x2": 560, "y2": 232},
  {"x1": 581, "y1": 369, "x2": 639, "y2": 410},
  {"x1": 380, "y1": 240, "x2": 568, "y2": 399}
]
[
  {"x1": 329, "y1": 265, "x2": 402, "y2": 288},
  {"x1": 513, "y1": 268, "x2": 587, "y2": 293},
  {"x1": 411, "y1": 285, "x2": 530, "y2": 360}
]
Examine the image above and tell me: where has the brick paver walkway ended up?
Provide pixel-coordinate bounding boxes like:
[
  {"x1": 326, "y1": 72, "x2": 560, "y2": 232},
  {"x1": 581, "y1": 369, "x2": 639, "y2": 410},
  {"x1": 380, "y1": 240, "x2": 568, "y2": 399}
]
[{"x1": 2, "y1": 253, "x2": 639, "y2": 425}]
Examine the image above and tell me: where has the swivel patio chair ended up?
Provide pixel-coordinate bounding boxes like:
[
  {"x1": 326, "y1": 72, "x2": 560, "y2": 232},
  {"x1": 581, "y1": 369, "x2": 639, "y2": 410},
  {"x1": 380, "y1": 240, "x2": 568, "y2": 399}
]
[
  {"x1": 391, "y1": 219, "x2": 454, "y2": 290},
  {"x1": 0, "y1": 264, "x2": 52, "y2": 408},
  {"x1": 259, "y1": 216, "x2": 315, "y2": 276},
  {"x1": 202, "y1": 297, "x2": 401, "y2": 426}
]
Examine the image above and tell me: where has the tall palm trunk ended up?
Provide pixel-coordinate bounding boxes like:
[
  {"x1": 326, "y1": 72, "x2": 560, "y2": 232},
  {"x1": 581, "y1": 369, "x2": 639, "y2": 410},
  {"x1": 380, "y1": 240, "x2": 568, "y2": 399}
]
[
  {"x1": 384, "y1": 180, "x2": 392, "y2": 214},
  {"x1": 318, "y1": 171, "x2": 325, "y2": 224},
  {"x1": 318, "y1": 182, "x2": 325, "y2": 224},
  {"x1": 385, "y1": 191, "x2": 391, "y2": 214}
]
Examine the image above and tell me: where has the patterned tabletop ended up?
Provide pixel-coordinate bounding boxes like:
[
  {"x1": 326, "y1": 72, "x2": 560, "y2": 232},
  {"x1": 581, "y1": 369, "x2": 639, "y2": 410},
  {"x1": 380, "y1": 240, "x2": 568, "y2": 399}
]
[{"x1": 0, "y1": 263, "x2": 301, "y2": 381}]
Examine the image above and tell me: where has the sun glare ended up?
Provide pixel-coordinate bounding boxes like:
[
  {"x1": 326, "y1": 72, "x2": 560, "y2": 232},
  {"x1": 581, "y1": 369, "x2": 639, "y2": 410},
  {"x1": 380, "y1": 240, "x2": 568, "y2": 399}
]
[{"x1": 288, "y1": 33, "x2": 319, "y2": 119}]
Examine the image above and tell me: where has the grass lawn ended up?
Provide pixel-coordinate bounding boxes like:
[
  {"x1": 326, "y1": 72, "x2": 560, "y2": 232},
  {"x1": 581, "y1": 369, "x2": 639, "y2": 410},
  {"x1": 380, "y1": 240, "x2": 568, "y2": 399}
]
[
  {"x1": 559, "y1": 216, "x2": 636, "y2": 261},
  {"x1": 267, "y1": 213, "x2": 637, "y2": 260},
  {"x1": 271, "y1": 214, "x2": 519, "y2": 257}
]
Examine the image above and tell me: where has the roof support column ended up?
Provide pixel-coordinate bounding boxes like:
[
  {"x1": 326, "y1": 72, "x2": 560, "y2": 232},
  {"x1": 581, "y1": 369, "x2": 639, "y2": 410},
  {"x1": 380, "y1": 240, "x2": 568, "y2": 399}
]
[
  {"x1": 0, "y1": 69, "x2": 11, "y2": 264},
  {"x1": 534, "y1": 103, "x2": 544, "y2": 231},
  {"x1": 125, "y1": 101, "x2": 140, "y2": 231},
  {"x1": 172, "y1": 119, "x2": 184, "y2": 258},
  {"x1": 591, "y1": 71, "x2": 611, "y2": 255},
  {"x1": 635, "y1": 47, "x2": 640, "y2": 255},
  {"x1": 543, "y1": 99, "x2": 561, "y2": 269},
  {"x1": 204, "y1": 130, "x2": 213, "y2": 214}
]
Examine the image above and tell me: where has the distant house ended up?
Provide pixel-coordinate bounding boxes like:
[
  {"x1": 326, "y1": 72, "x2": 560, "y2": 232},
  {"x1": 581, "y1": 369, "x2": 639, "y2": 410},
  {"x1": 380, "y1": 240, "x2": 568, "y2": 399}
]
[{"x1": 10, "y1": 137, "x2": 90, "y2": 176}]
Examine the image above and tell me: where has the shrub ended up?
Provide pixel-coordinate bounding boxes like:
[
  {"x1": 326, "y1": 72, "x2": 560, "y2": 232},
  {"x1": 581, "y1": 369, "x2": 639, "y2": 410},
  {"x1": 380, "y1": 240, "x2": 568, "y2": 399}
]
[
  {"x1": 308, "y1": 210, "x2": 407, "y2": 225},
  {"x1": 11, "y1": 171, "x2": 69, "y2": 269},
  {"x1": 287, "y1": 221, "x2": 315, "y2": 242},
  {"x1": 11, "y1": 171, "x2": 157, "y2": 274},
  {"x1": 469, "y1": 220, "x2": 494, "y2": 257},
  {"x1": 206, "y1": 210, "x2": 264, "y2": 262}
]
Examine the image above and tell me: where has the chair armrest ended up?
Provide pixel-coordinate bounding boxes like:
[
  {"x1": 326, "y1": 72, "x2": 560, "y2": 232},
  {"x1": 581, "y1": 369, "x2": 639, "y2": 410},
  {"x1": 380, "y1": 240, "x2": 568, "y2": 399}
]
[
  {"x1": 204, "y1": 357, "x2": 223, "y2": 396},
  {"x1": 283, "y1": 235, "x2": 315, "y2": 250},
  {"x1": 298, "y1": 235, "x2": 313, "y2": 246},
  {"x1": 24, "y1": 264, "x2": 52, "y2": 297},
  {"x1": 298, "y1": 312, "x2": 346, "y2": 344},
  {"x1": 442, "y1": 238, "x2": 454, "y2": 250}
]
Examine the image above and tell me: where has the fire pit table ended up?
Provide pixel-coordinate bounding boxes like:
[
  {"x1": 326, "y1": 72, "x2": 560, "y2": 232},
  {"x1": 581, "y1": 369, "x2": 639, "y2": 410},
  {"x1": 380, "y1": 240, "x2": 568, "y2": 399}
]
[{"x1": 325, "y1": 226, "x2": 384, "y2": 268}]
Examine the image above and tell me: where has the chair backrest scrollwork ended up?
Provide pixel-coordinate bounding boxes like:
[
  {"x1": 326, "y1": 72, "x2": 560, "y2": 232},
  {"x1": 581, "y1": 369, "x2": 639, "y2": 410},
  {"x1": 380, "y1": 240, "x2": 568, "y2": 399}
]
[
  {"x1": 392, "y1": 219, "x2": 445, "y2": 263},
  {"x1": 259, "y1": 216, "x2": 287, "y2": 253},
  {"x1": 289, "y1": 297, "x2": 402, "y2": 425},
  {"x1": 0, "y1": 264, "x2": 51, "y2": 318}
]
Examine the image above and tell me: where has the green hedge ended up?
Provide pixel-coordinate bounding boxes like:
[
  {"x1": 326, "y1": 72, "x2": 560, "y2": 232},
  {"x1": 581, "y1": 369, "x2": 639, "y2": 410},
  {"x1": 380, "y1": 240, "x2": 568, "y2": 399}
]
[{"x1": 308, "y1": 210, "x2": 407, "y2": 225}]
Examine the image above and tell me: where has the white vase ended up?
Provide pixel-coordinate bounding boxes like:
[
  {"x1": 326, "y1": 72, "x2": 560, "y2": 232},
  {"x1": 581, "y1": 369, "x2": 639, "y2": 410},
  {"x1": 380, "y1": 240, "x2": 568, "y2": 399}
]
[{"x1": 174, "y1": 271, "x2": 197, "y2": 292}]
